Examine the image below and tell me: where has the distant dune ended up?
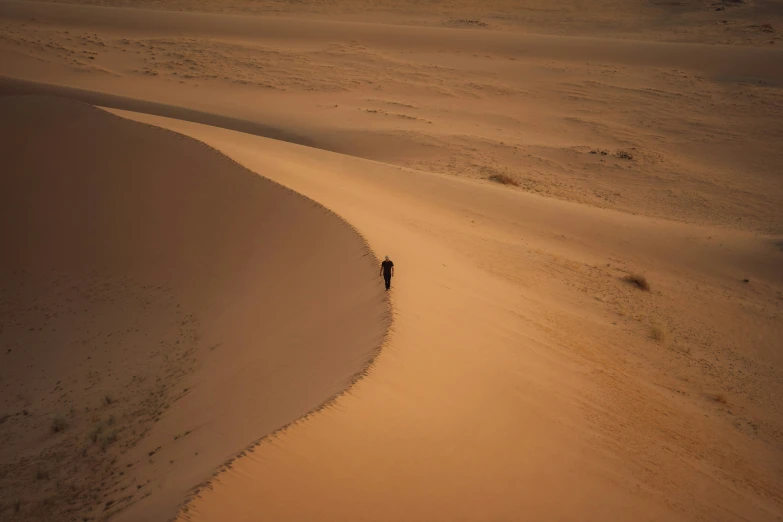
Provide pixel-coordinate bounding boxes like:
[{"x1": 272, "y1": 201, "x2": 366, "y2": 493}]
[
  {"x1": 12, "y1": 0, "x2": 783, "y2": 45},
  {"x1": 1, "y1": 1, "x2": 781, "y2": 233},
  {"x1": 0, "y1": 95, "x2": 388, "y2": 521}
]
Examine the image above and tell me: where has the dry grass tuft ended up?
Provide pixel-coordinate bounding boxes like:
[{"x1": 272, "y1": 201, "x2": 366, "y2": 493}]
[
  {"x1": 488, "y1": 173, "x2": 519, "y2": 187},
  {"x1": 90, "y1": 422, "x2": 104, "y2": 444},
  {"x1": 624, "y1": 273, "x2": 650, "y2": 291},
  {"x1": 51, "y1": 416, "x2": 68, "y2": 433},
  {"x1": 714, "y1": 393, "x2": 728, "y2": 405},
  {"x1": 100, "y1": 430, "x2": 118, "y2": 452}
]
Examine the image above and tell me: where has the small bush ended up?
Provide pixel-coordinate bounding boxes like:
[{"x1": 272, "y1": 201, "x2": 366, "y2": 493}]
[
  {"x1": 714, "y1": 393, "x2": 728, "y2": 405},
  {"x1": 104, "y1": 394, "x2": 114, "y2": 405},
  {"x1": 488, "y1": 174, "x2": 519, "y2": 186},
  {"x1": 650, "y1": 325, "x2": 665, "y2": 342},
  {"x1": 624, "y1": 273, "x2": 650, "y2": 291},
  {"x1": 51, "y1": 416, "x2": 68, "y2": 433},
  {"x1": 453, "y1": 19, "x2": 488, "y2": 27},
  {"x1": 14, "y1": 499, "x2": 21, "y2": 512},
  {"x1": 616, "y1": 150, "x2": 634, "y2": 160},
  {"x1": 101, "y1": 430, "x2": 118, "y2": 452},
  {"x1": 90, "y1": 422, "x2": 104, "y2": 444}
]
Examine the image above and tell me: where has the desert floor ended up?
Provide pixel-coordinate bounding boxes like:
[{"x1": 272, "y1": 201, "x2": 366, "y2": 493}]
[{"x1": 0, "y1": 1, "x2": 782, "y2": 521}]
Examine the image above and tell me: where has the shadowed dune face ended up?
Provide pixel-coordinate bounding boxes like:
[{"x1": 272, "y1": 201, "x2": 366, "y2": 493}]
[{"x1": 0, "y1": 95, "x2": 389, "y2": 521}]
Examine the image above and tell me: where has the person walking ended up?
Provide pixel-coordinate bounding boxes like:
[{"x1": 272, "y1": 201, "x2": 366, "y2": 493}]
[{"x1": 380, "y1": 255, "x2": 394, "y2": 291}]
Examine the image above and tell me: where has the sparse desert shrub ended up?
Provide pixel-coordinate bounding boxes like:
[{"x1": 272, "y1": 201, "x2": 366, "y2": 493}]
[
  {"x1": 104, "y1": 393, "x2": 114, "y2": 406},
  {"x1": 14, "y1": 499, "x2": 21, "y2": 512},
  {"x1": 449, "y1": 18, "x2": 488, "y2": 27},
  {"x1": 488, "y1": 173, "x2": 519, "y2": 187},
  {"x1": 100, "y1": 430, "x2": 118, "y2": 452},
  {"x1": 616, "y1": 150, "x2": 634, "y2": 160},
  {"x1": 714, "y1": 393, "x2": 728, "y2": 405},
  {"x1": 90, "y1": 422, "x2": 104, "y2": 444},
  {"x1": 51, "y1": 416, "x2": 68, "y2": 433},
  {"x1": 650, "y1": 325, "x2": 665, "y2": 342},
  {"x1": 624, "y1": 273, "x2": 650, "y2": 291}
]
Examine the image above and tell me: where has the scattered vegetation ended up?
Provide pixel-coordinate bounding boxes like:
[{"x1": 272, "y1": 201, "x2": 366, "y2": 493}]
[
  {"x1": 100, "y1": 430, "x2": 117, "y2": 452},
  {"x1": 448, "y1": 19, "x2": 488, "y2": 27},
  {"x1": 624, "y1": 273, "x2": 650, "y2": 291},
  {"x1": 51, "y1": 416, "x2": 68, "y2": 433},
  {"x1": 714, "y1": 393, "x2": 728, "y2": 405},
  {"x1": 615, "y1": 150, "x2": 634, "y2": 160},
  {"x1": 14, "y1": 499, "x2": 21, "y2": 512},
  {"x1": 90, "y1": 422, "x2": 104, "y2": 444},
  {"x1": 103, "y1": 393, "x2": 114, "y2": 406},
  {"x1": 173, "y1": 429, "x2": 192, "y2": 441},
  {"x1": 488, "y1": 173, "x2": 520, "y2": 187}
]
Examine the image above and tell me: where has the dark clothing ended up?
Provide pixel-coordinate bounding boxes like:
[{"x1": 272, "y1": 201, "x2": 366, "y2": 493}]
[
  {"x1": 381, "y1": 260, "x2": 394, "y2": 277},
  {"x1": 381, "y1": 259, "x2": 394, "y2": 290}
]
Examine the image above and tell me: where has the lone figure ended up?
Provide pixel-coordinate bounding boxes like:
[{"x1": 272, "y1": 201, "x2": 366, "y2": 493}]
[{"x1": 380, "y1": 255, "x2": 394, "y2": 291}]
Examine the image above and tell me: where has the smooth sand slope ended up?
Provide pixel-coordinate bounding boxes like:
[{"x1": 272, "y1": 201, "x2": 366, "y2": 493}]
[
  {"x1": 1, "y1": 1, "x2": 782, "y2": 521},
  {"x1": 0, "y1": 95, "x2": 388, "y2": 521},
  {"x1": 117, "y1": 110, "x2": 783, "y2": 522}
]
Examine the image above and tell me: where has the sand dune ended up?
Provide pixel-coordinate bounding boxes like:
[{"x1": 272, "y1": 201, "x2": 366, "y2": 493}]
[
  {"x1": 116, "y1": 109, "x2": 783, "y2": 522},
  {"x1": 1, "y1": 0, "x2": 782, "y2": 521},
  {"x1": 2, "y1": 1, "x2": 782, "y2": 233},
  {"x1": 11, "y1": 0, "x2": 783, "y2": 45},
  {"x1": 0, "y1": 95, "x2": 388, "y2": 520}
]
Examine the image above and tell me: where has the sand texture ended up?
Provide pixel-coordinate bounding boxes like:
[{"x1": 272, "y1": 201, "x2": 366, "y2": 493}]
[
  {"x1": 0, "y1": 95, "x2": 388, "y2": 521},
  {"x1": 0, "y1": 0, "x2": 781, "y2": 521}
]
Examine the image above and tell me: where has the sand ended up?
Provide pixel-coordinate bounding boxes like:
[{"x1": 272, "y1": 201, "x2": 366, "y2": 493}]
[
  {"x1": 0, "y1": 95, "x2": 388, "y2": 520},
  {"x1": 0, "y1": 0, "x2": 782, "y2": 521},
  {"x1": 1, "y1": 0, "x2": 782, "y2": 233}
]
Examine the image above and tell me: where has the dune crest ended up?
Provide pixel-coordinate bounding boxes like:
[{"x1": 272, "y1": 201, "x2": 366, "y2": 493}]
[
  {"x1": 0, "y1": 95, "x2": 389, "y2": 521},
  {"x1": 111, "y1": 110, "x2": 782, "y2": 522}
]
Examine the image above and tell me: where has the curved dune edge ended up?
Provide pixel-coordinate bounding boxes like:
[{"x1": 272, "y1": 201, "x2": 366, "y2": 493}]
[
  {"x1": 0, "y1": 95, "x2": 390, "y2": 522},
  {"x1": 111, "y1": 111, "x2": 783, "y2": 522}
]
